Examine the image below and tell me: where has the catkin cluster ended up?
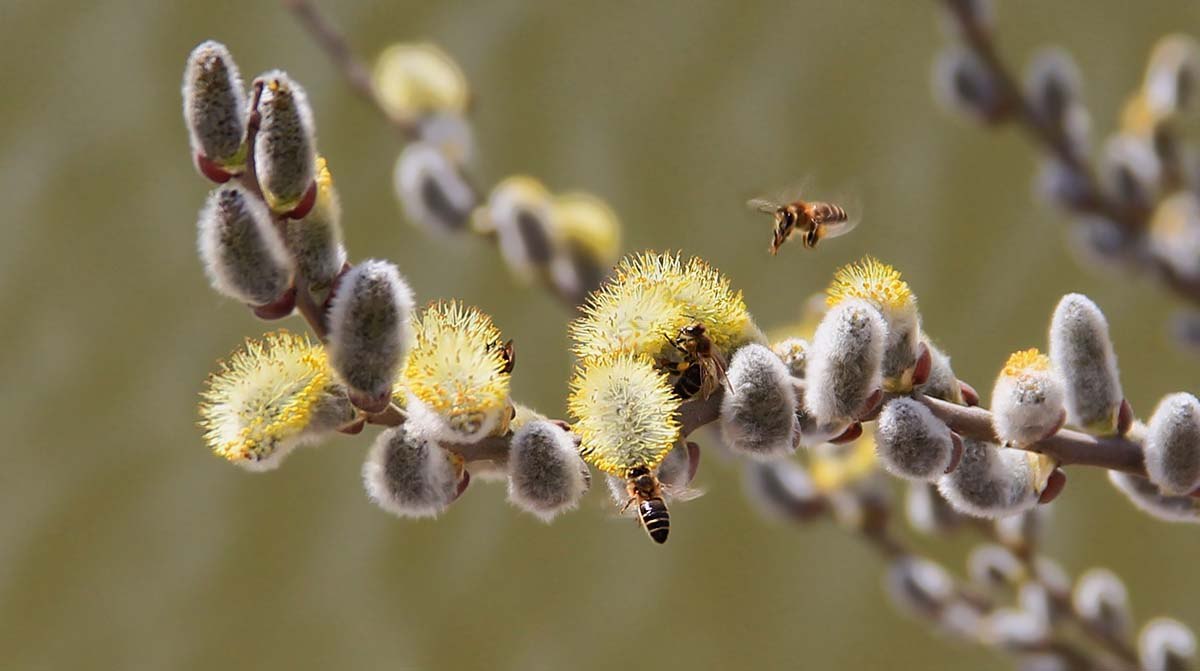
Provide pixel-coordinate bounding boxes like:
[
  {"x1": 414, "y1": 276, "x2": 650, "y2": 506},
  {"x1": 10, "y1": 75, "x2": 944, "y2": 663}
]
[
  {"x1": 186, "y1": 41, "x2": 592, "y2": 523},
  {"x1": 933, "y1": 0, "x2": 1200, "y2": 347},
  {"x1": 376, "y1": 44, "x2": 620, "y2": 305}
]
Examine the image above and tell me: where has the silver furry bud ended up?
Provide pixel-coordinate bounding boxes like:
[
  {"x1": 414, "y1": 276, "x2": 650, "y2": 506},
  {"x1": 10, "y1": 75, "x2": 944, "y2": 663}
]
[
  {"x1": 720, "y1": 344, "x2": 798, "y2": 460},
  {"x1": 874, "y1": 398, "x2": 955, "y2": 481},
  {"x1": 197, "y1": 183, "x2": 293, "y2": 306},
  {"x1": 1109, "y1": 470, "x2": 1200, "y2": 523},
  {"x1": 254, "y1": 71, "x2": 317, "y2": 213},
  {"x1": 967, "y1": 544, "x2": 1024, "y2": 591},
  {"x1": 286, "y1": 157, "x2": 346, "y2": 291},
  {"x1": 1140, "y1": 618, "x2": 1197, "y2": 671},
  {"x1": 182, "y1": 41, "x2": 247, "y2": 169},
  {"x1": 1072, "y1": 568, "x2": 1132, "y2": 639},
  {"x1": 938, "y1": 439, "x2": 1051, "y2": 519},
  {"x1": 393, "y1": 142, "x2": 477, "y2": 235},
  {"x1": 742, "y1": 460, "x2": 823, "y2": 522},
  {"x1": 771, "y1": 337, "x2": 809, "y2": 378},
  {"x1": 1049, "y1": 294, "x2": 1124, "y2": 433},
  {"x1": 884, "y1": 556, "x2": 955, "y2": 620},
  {"x1": 805, "y1": 299, "x2": 886, "y2": 427},
  {"x1": 326, "y1": 260, "x2": 415, "y2": 408},
  {"x1": 507, "y1": 421, "x2": 590, "y2": 522},
  {"x1": 362, "y1": 426, "x2": 462, "y2": 518},
  {"x1": 1144, "y1": 393, "x2": 1200, "y2": 495}
]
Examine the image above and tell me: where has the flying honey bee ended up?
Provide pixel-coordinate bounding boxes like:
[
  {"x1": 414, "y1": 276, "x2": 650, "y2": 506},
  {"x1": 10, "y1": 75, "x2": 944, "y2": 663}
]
[
  {"x1": 747, "y1": 192, "x2": 857, "y2": 255},
  {"x1": 661, "y1": 321, "x2": 730, "y2": 400}
]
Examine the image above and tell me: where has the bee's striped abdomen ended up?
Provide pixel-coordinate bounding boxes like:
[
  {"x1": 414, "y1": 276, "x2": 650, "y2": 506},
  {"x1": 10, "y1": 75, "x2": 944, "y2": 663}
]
[{"x1": 638, "y1": 498, "x2": 670, "y2": 544}]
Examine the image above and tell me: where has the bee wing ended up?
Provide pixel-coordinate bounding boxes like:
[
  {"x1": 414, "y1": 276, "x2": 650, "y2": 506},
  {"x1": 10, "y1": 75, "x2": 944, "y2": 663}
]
[
  {"x1": 664, "y1": 483, "x2": 706, "y2": 502},
  {"x1": 746, "y1": 197, "x2": 780, "y2": 214},
  {"x1": 818, "y1": 215, "x2": 861, "y2": 240}
]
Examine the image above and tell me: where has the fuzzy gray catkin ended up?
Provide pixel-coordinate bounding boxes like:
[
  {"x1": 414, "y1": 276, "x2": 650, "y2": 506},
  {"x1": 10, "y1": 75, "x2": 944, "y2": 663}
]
[
  {"x1": 1024, "y1": 47, "x2": 1088, "y2": 153},
  {"x1": 933, "y1": 45, "x2": 1006, "y2": 122},
  {"x1": 507, "y1": 421, "x2": 590, "y2": 522},
  {"x1": 938, "y1": 438, "x2": 1048, "y2": 519},
  {"x1": 1072, "y1": 568, "x2": 1132, "y2": 639},
  {"x1": 991, "y1": 350, "x2": 1066, "y2": 445},
  {"x1": 1143, "y1": 393, "x2": 1200, "y2": 495},
  {"x1": 286, "y1": 159, "x2": 346, "y2": 291},
  {"x1": 884, "y1": 556, "x2": 955, "y2": 621},
  {"x1": 254, "y1": 71, "x2": 317, "y2": 212},
  {"x1": 326, "y1": 260, "x2": 414, "y2": 408},
  {"x1": 720, "y1": 344, "x2": 798, "y2": 460},
  {"x1": 394, "y1": 142, "x2": 476, "y2": 235},
  {"x1": 1049, "y1": 294, "x2": 1124, "y2": 433},
  {"x1": 1108, "y1": 470, "x2": 1200, "y2": 523},
  {"x1": 805, "y1": 299, "x2": 886, "y2": 427},
  {"x1": 770, "y1": 337, "x2": 808, "y2": 378},
  {"x1": 197, "y1": 184, "x2": 293, "y2": 306},
  {"x1": 182, "y1": 40, "x2": 247, "y2": 167},
  {"x1": 742, "y1": 460, "x2": 823, "y2": 522},
  {"x1": 967, "y1": 544, "x2": 1024, "y2": 591},
  {"x1": 362, "y1": 426, "x2": 461, "y2": 518},
  {"x1": 874, "y1": 398, "x2": 955, "y2": 481},
  {"x1": 1139, "y1": 618, "x2": 1197, "y2": 671}
]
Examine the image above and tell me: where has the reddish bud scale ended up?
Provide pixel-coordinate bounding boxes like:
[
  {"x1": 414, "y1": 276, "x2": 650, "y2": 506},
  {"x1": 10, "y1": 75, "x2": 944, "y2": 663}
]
[
  {"x1": 350, "y1": 389, "x2": 392, "y2": 414},
  {"x1": 282, "y1": 181, "x2": 319, "y2": 220},
  {"x1": 946, "y1": 433, "x2": 964, "y2": 474},
  {"x1": 831, "y1": 422, "x2": 864, "y2": 444},
  {"x1": 912, "y1": 343, "x2": 933, "y2": 387},
  {"x1": 195, "y1": 152, "x2": 236, "y2": 183},
  {"x1": 1039, "y1": 469, "x2": 1067, "y2": 504},
  {"x1": 252, "y1": 285, "x2": 297, "y2": 320},
  {"x1": 960, "y1": 381, "x2": 980, "y2": 406}
]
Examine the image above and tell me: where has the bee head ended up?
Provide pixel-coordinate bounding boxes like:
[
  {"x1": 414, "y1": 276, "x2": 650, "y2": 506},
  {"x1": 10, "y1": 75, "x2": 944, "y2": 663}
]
[{"x1": 680, "y1": 322, "x2": 706, "y2": 338}]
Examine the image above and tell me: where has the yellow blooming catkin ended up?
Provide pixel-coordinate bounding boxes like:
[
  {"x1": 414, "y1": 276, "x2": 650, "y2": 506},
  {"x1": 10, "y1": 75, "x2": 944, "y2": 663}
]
[
  {"x1": 402, "y1": 300, "x2": 511, "y2": 442},
  {"x1": 827, "y1": 256, "x2": 920, "y2": 391},
  {"x1": 568, "y1": 353, "x2": 680, "y2": 477},
  {"x1": 570, "y1": 251, "x2": 757, "y2": 363},
  {"x1": 198, "y1": 330, "x2": 354, "y2": 470},
  {"x1": 372, "y1": 42, "x2": 469, "y2": 124}
]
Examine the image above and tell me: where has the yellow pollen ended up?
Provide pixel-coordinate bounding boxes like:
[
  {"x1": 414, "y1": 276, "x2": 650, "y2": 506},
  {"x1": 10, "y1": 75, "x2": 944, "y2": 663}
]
[
  {"x1": 1003, "y1": 348, "x2": 1051, "y2": 378},
  {"x1": 826, "y1": 256, "x2": 913, "y2": 312}
]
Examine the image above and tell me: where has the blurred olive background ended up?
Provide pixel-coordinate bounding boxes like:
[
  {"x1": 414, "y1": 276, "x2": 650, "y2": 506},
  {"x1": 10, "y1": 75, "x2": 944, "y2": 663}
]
[{"x1": 3, "y1": 1, "x2": 1200, "y2": 669}]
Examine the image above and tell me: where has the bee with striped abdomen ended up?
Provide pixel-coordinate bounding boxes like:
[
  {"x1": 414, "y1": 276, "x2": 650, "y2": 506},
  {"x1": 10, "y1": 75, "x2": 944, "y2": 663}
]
[
  {"x1": 747, "y1": 193, "x2": 857, "y2": 255},
  {"x1": 662, "y1": 321, "x2": 730, "y2": 400}
]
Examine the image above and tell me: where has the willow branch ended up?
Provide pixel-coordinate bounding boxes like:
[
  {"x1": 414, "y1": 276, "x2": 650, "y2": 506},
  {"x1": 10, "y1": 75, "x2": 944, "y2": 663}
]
[
  {"x1": 915, "y1": 393, "x2": 1146, "y2": 475},
  {"x1": 282, "y1": 0, "x2": 392, "y2": 130},
  {"x1": 941, "y1": 0, "x2": 1200, "y2": 308}
]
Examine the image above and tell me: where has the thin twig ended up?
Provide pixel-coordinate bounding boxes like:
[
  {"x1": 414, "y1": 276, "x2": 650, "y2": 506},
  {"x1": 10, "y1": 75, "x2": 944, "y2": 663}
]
[
  {"x1": 915, "y1": 393, "x2": 1146, "y2": 476},
  {"x1": 283, "y1": 0, "x2": 593, "y2": 310},
  {"x1": 283, "y1": 0, "x2": 386, "y2": 123}
]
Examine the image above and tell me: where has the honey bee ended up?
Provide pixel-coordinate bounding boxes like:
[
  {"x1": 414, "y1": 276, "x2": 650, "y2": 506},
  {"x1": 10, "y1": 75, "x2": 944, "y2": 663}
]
[
  {"x1": 622, "y1": 466, "x2": 671, "y2": 544},
  {"x1": 662, "y1": 321, "x2": 729, "y2": 400},
  {"x1": 747, "y1": 193, "x2": 857, "y2": 255},
  {"x1": 488, "y1": 338, "x2": 516, "y2": 375}
]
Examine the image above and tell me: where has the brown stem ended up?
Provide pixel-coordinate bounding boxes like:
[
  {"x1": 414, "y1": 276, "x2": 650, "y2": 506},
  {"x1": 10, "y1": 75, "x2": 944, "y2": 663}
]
[
  {"x1": 914, "y1": 393, "x2": 1146, "y2": 476},
  {"x1": 940, "y1": 0, "x2": 1200, "y2": 309}
]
